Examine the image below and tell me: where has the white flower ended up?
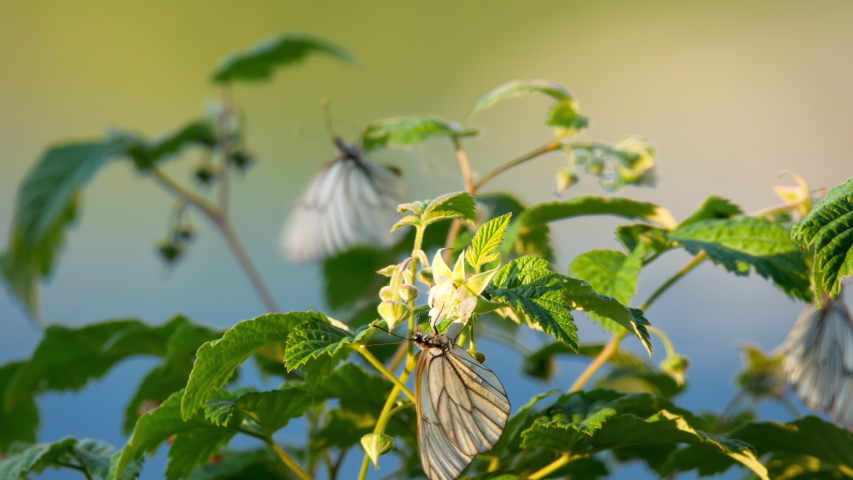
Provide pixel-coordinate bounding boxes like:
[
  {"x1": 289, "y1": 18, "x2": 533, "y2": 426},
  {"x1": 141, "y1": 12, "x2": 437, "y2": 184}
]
[{"x1": 427, "y1": 250, "x2": 499, "y2": 331}]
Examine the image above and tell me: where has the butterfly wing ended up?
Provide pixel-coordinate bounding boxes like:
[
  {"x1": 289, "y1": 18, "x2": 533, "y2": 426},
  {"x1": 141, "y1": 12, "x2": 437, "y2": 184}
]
[
  {"x1": 280, "y1": 144, "x2": 406, "y2": 262},
  {"x1": 416, "y1": 345, "x2": 511, "y2": 480},
  {"x1": 785, "y1": 293, "x2": 853, "y2": 428}
]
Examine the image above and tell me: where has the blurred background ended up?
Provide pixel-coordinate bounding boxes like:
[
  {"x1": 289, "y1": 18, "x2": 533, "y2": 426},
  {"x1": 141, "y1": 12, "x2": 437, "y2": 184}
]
[{"x1": 2, "y1": 0, "x2": 853, "y2": 478}]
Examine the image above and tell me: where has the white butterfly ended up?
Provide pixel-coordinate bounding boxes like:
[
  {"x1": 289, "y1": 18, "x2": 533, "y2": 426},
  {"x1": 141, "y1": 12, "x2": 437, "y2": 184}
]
[
  {"x1": 280, "y1": 138, "x2": 407, "y2": 262},
  {"x1": 784, "y1": 287, "x2": 853, "y2": 430},
  {"x1": 413, "y1": 331, "x2": 511, "y2": 480}
]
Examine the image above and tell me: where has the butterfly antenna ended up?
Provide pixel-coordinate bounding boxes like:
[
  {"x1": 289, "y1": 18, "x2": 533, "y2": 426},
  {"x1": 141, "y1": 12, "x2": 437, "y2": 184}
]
[
  {"x1": 369, "y1": 322, "x2": 411, "y2": 341},
  {"x1": 321, "y1": 99, "x2": 337, "y2": 139}
]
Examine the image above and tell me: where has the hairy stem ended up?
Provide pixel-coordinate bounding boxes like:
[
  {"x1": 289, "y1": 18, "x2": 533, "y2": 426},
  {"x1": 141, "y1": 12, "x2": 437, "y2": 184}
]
[
  {"x1": 569, "y1": 331, "x2": 626, "y2": 392},
  {"x1": 647, "y1": 326, "x2": 678, "y2": 359},
  {"x1": 641, "y1": 252, "x2": 707, "y2": 311},
  {"x1": 353, "y1": 345, "x2": 416, "y2": 402},
  {"x1": 473, "y1": 140, "x2": 561, "y2": 192},
  {"x1": 266, "y1": 439, "x2": 313, "y2": 480},
  {"x1": 150, "y1": 168, "x2": 280, "y2": 312},
  {"x1": 452, "y1": 135, "x2": 475, "y2": 195},
  {"x1": 528, "y1": 452, "x2": 572, "y2": 480}
]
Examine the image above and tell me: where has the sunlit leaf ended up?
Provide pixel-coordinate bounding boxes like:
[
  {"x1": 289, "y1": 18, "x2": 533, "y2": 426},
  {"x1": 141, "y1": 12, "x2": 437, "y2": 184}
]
[
  {"x1": 211, "y1": 33, "x2": 356, "y2": 84},
  {"x1": 730, "y1": 416, "x2": 853, "y2": 469},
  {"x1": 283, "y1": 318, "x2": 369, "y2": 371},
  {"x1": 466, "y1": 213, "x2": 512, "y2": 271},
  {"x1": 671, "y1": 217, "x2": 812, "y2": 301},
  {"x1": 791, "y1": 176, "x2": 853, "y2": 302},
  {"x1": 395, "y1": 192, "x2": 477, "y2": 231},
  {"x1": 678, "y1": 195, "x2": 744, "y2": 229},
  {"x1": 471, "y1": 79, "x2": 573, "y2": 114},
  {"x1": 361, "y1": 116, "x2": 479, "y2": 152},
  {"x1": 518, "y1": 196, "x2": 677, "y2": 230}
]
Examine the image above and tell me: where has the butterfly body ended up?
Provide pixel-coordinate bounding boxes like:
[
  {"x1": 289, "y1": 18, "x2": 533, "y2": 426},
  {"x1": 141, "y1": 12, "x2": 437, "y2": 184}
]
[{"x1": 413, "y1": 332, "x2": 511, "y2": 480}]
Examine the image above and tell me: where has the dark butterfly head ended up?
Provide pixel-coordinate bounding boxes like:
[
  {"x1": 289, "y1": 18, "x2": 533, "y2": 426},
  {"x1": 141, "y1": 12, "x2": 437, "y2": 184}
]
[{"x1": 333, "y1": 137, "x2": 361, "y2": 160}]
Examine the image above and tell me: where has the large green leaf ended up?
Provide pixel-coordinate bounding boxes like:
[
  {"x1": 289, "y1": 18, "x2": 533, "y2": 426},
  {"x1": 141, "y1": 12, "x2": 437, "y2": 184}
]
[
  {"x1": 283, "y1": 318, "x2": 369, "y2": 371},
  {"x1": 487, "y1": 256, "x2": 578, "y2": 349},
  {"x1": 211, "y1": 33, "x2": 356, "y2": 84},
  {"x1": 110, "y1": 391, "x2": 235, "y2": 480},
  {"x1": 568, "y1": 249, "x2": 640, "y2": 316},
  {"x1": 0, "y1": 438, "x2": 135, "y2": 480},
  {"x1": 730, "y1": 416, "x2": 853, "y2": 469},
  {"x1": 678, "y1": 195, "x2": 743, "y2": 228},
  {"x1": 180, "y1": 312, "x2": 312, "y2": 420},
  {"x1": 361, "y1": 116, "x2": 479, "y2": 152},
  {"x1": 5, "y1": 319, "x2": 182, "y2": 410},
  {"x1": 1, "y1": 141, "x2": 117, "y2": 318},
  {"x1": 394, "y1": 192, "x2": 478, "y2": 231},
  {"x1": 520, "y1": 408, "x2": 617, "y2": 451},
  {"x1": 229, "y1": 389, "x2": 313, "y2": 436},
  {"x1": 671, "y1": 217, "x2": 812, "y2": 301},
  {"x1": 791, "y1": 177, "x2": 853, "y2": 301},
  {"x1": 471, "y1": 80, "x2": 589, "y2": 133},
  {"x1": 311, "y1": 363, "x2": 394, "y2": 412},
  {"x1": 185, "y1": 449, "x2": 282, "y2": 480},
  {"x1": 0, "y1": 362, "x2": 38, "y2": 453},
  {"x1": 518, "y1": 196, "x2": 677, "y2": 230}
]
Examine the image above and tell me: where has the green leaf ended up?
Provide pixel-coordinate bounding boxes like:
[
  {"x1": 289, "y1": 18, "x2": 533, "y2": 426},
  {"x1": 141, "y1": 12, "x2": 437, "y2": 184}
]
[
  {"x1": 671, "y1": 217, "x2": 812, "y2": 301},
  {"x1": 595, "y1": 367, "x2": 683, "y2": 399},
  {"x1": 283, "y1": 317, "x2": 361, "y2": 371},
  {"x1": 323, "y1": 245, "x2": 389, "y2": 310},
  {"x1": 123, "y1": 318, "x2": 222, "y2": 434},
  {"x1": 211, "y1": 32, "x2": 356, "y2": 84},
  {"x1": 361, "y1": 116, "x2": 479, "y2": 152},
  {"x1": 487, "y1": 256, "x2": 578, "y2": 349},
  {"x1": 678, "y1": 195, "x2": 744, "y2": 228},
  {"x1": 0, "y1": 362, "x2": 38, "y2": 453},
  {"x1": 311, "y1": 363, "x2": 395, "y2": 412},
  {"x1": 615, "y1": 224, "x2": 670, "y2": 254},
  {"x1": 471, "y1": 79, "x2": 573, "y2": 114},
  {"x1": 396, "y1": 192, "x2": 477, "y2": 229},
  {"x1": 791, "y1": 177, "x2": 853, "y2": 301},
  {"x1": 5, "y1": 319, "x2": 182, "y2": 411},
  {"x1": 0, "y1": 437, "x2": 76, "y2": 480},
  {"x1": 1, "y1": 141, "x2": 117, "y2": 319},
  {"x1": 730, "y1": 416, "x2": 853, "y2": 469},
  {"x1": 181, "y1": 312, "x2": 312, "y2": 420},
  {"x1": 185, "y1": 449, "x2": 281, "y2": 480},
  {"x1": 231, "y1": 389, "x2": 313, "y2": 436},
  {"x1": 466, "y1": 213, "x2": 512, "y2": 271},
  {"x1": 110, "y1": 391, "x2": 235, "y2": 480},
  {"x1": 520, "y1": 408, "x2": 618, "y2": 450},
  {"x1": 489, "y1": 391, "x2": 560, "y2": 458},
  {"x1": 518, "y1": 196, "x2": 677, "y2": 230},
  {"x1": 113, "y1": 120, "x2": 217, "y2": 170},
  {"x1": 561, "y1": 274, "x2": 652, "y2": 355}
]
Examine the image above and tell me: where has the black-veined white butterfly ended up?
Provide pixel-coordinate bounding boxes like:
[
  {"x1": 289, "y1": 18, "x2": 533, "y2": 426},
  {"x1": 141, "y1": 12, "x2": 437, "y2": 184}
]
[
  {"x1": 280, "y1": 138, "x2": 407, "y2": 262},
  {"x1": 412, "y1": 331, "x2": 511, "y2": 480},
  {"x1": 784, "y1": 287, "x2": 853, "y2": 430}
]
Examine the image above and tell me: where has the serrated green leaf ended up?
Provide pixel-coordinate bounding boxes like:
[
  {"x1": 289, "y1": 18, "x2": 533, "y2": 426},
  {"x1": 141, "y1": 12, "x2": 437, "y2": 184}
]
[
  {"x1": 615, "y1": 224, "x2": 670, "y2": 254},
  {"x1": 466, "y1": 213, "x2": 512, "y2": 271},
  {"x1": 520, "y1": 408, "x2": 617, "y2": 451},
  {"x1": 0, "y1": 437, "x2": 76, "y2": 480},
  {"x1": 232, "y1": 389, "x2": 313, "y2": 436},
  {"x1": 679, "y1": 195, "x2": 744, "y2": 228},
  {"x1": 181, "y1": 312, "x2": 312, "y2": 420},
  {"x1": 71, "y1": 439, "x2": 119, "y2": 480},
  {"x1": 311, "y1": 363, "x2": 395, "y2": 412},
  {"x1": 323, "y1": 245, "x2": 389, "y2": 310},
  {"x1": 518, "y1": 196, "x2": 677, "y2": 230},
  {"x1": 487, "y1": 256, "x2": 578, "y2": 349},
  {"x1": 0, "y1": 362, "x2": 38, "y2": 453},
  {"x1": 361, "y1": 116, "x2": 479, "y2": 152},
  {"x1": 111, "y1": 391, "x2": 235, "y2": 480},
  {"x1": 283, "y1": 318, "x2": 357, "y2": 371},
  {"x1": 489, "y1": 390, "x2": 560, "y2": 458},
  {"x1": 513, "y1": 223, "x2": 555, "y2": 263},
  {"x1": 730, "y1": 416, "x2": 853, "y2": 468},
  {"x1": 185, "y1": 449, "x2": 280, "y2": 480},
  {"x1": 1, "y1": 141, "x2": 118, "y2": 319},
  {"x1": 471, "y1": 79, "x2": 573, "y2": 115},
  {"x1": 5, "y1": 319, "x2": 181, "y2": 411},
  {"x1": 211, "y1": 33, "x2": 356, "y2": 84},
  {"x1": 791, "y1": 177, "x2": 853, "y2": 302},
  {"x1": 166, "y1": 429, "x2": 235, "y2": 480},
  {"x1": 671, "y1": 217, "x2": 812, "y2": 301}
]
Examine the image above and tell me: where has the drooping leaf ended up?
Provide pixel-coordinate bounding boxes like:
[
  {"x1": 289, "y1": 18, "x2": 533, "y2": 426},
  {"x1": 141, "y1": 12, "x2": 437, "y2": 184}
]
[
  {"x1": 679, "y1": 195, "x2": 744, "y2": 228},
  {"x1": 487, "y1": 256, "x2": 578, "y2": 349},
  {"x1": 671, "y1": 217, "x2": 812, "y2": 301},
  {"x1": 0, "y1": 362, "x2": 38, "y2": 453},
  {"x1": 361, "y1": 116, "x2": 479, "y2": 152},
  {"x1": 323, "y1": 245, "x2": 389, "y2": 310},
  {"x1": 518, "y1": 196, "x2": 677, "y2": 230},
  {"x1": 791, "y1": 177, "x2": 853, "y2": 302},
  {"x1": 5, "y1": 319, "x2": 181, "y2": 410},
  {"x1": 394, "y1": 192, "x2": 478, "y2": 231},
  {"x1": 1, "y1": 141, "x2": 117, "y2": 319},
  {"x1": 466, "y1": 213, "x2": 512, "y2": 271},
  {"x1": 211, "y1": 33, "x2": 356, "y2": 84},
  {"x1": 181, "y1": 312, "x2": 312, "y2": 420},
  {"x1": 472, "y1": 79, "x2": 574, "y2": 113},
  {"x1": 561, "y1": 268, "x2": 652, "y2": 354}
]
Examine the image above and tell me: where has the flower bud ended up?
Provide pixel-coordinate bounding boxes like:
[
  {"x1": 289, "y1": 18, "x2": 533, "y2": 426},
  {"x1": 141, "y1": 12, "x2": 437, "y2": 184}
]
[
  {"x1": 660, "y1": 355, "x2": 690, "y2": 386},
  {"x1": 472, "y1": 351, "x2": 486, "y2": 363},
  {"x1": 418, "y1": 267, "x2": 434, "y2": 287},
  {"x1": 377, "y1": 300, "x2": 411, "y2": 330},
  {"x1": 397, "y1": 284, "x2": 419, "y2": 302},
  {"x1": 379, "y1": 286, "x2": 395, "y2": 301},
  {"x1": 361, "y1": 433, "x2": 394, "y2": 468},
  {"x1": 556, "y1": 169, "x2": 579, "y2": 194}
]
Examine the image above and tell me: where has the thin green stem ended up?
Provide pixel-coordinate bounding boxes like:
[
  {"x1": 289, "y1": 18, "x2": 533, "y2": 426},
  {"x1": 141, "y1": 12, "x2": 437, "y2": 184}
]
[
  {"x1": 352, "y1": 346, "x2": 416, "y2": 402},
  {"x1": 640, "y1": 252, "x2": 707, "y2": 311},
  {"x1": 358, "y1": 454, "x2": 371, "y2": 480},
  {"x1": 529, "y1": 452, "x2": 572, "y2": 479},
  {"x1": 266, "y1": 440, "x2": 313, "y2": 480},
  {"x1": 647, "y1": 326, "x2": 677, "y2": 359},
  {"x1": 473, "y1": 140, "x2": 561, "y2": 192},
  {"x1": 569, "y1": 331, "x2": 626, "y2": 392},
  {"x1": 451, "y1": 135, "x2": 475, "y2": 194}
]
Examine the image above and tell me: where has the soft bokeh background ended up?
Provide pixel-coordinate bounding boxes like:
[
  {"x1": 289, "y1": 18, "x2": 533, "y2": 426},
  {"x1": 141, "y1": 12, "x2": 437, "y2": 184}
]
[{"x1": 2, "y1": 1, "x2": 853, "y2": 478}]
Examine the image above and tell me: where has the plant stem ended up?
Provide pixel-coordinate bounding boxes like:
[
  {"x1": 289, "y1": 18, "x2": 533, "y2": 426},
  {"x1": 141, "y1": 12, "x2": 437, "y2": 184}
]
[
  {"x1": 352, "y1": 346, "x2": 416, "y2": 402},
  {"x1": 569, "y1": 331, "x2": 626, "y2": 392},
  {"x1": 266, "y1": 439, "x2": 313, "y2": 480},
  {"x1": 473, "y1": 140, "x2": 561, "y2": 192},
  {"x1": 150, "y1": 168, "x2": 280, "y2": 313},
  {"x1": 528, "y1": 452, "x2": 572, "y2": 479},
  {"x1": 641, "y1": 252, "x2": 707, "y2": 311},
  {"x1": 647, "y1": 326, "x2": 678, "y2": 359},
  {"x1": 358, "y1": 454, "x2": 371, "y2": 480},
  {"x1": 452, "y1": 135, "x2": 475, "y2": 195}
]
